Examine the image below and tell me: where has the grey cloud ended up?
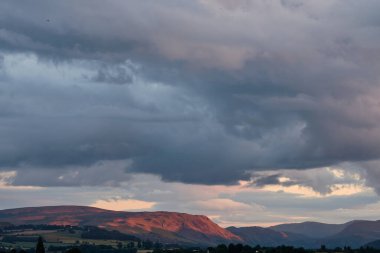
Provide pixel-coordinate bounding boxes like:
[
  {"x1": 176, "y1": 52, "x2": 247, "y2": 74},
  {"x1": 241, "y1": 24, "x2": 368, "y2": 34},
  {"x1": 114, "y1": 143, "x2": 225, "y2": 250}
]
[
  {"x1": 252, "y1": 174, "x2": 283, "y2": 187},
  {"x1": 11, "y1": 160, "x2": 133, "y2": 187},
  {"x1": 234, "y1": 190, "x2": 377, "y2": 213},
  {"x1": 88, "y1": 61, "x2": 137, "y2": 85},
  {"x1": 250, "y1": 167, "x2": 364, "y2": 195},
  {"x1": 0, "y1": 0, "x2": 380, "y2": 187},
  {"x1": 0, "y1": 171, "x2": 377, "y2": 226},
  {"x1": 353, "y1": 161, "x2": 380, "y2": 195},
  {"x1": 91, "y1": 67, "x2": 133, "y2": 85}
]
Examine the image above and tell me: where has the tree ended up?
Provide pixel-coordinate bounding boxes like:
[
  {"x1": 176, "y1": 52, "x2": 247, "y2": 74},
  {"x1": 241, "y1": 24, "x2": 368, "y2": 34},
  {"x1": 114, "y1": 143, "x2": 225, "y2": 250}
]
[
  {"x1": 36, "y1": 236, "x2": 45, "y2": 253},
  {"x1": 215, "y1": 244, "x2": 228, "y2": 253},
  {"x1": 143, "y1": 240, "x2": 153, "y2": 249},
  {"x1": 66, "y1": 248, "x2": 81, "y2": 253}
]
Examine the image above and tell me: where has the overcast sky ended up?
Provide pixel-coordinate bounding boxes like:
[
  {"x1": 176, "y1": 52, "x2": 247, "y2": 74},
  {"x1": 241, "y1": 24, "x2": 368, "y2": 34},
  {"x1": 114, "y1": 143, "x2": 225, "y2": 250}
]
[{"x1": 1, "y1": 0, "x2": 380, "y2": 226}]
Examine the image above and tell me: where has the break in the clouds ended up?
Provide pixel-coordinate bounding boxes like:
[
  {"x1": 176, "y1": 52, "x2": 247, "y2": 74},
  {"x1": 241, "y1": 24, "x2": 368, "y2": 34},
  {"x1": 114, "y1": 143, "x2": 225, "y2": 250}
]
[
  {"x1": 1, "y1": 0, "x2": 380, "y2": 221},
  {"x1": 0, "y1": 171, "x2": 377, "y2": 227}
]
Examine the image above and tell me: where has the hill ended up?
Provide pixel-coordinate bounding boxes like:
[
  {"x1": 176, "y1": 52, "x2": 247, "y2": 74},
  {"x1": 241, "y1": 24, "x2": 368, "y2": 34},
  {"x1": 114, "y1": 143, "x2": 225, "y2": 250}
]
[
  {"x1": 3, "y1": 206, "x2": 380, "y2": 248},
  {"x1": 231, "y1": 220, "x2": 380, "y2": 248},
  {"x1": 321, "y1": 220, "x2": 380, "y2": 248},
  {"x1": 226, "y1": 226, "x2": 311, "y2": 247},
  {"x1": 270, "y1": 221, "x2": 352, "y2": 239},
  {"x1": 365, "y1": 239, "x2": 380, "y2": 249},
  {"x1": 0, "y1": 206, "x2": 241, "y2": 246}
]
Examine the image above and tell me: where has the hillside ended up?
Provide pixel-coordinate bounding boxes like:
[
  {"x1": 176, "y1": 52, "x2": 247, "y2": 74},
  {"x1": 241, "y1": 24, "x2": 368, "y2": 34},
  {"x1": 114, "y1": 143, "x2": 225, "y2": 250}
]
[
  {"x1": 270, "y1": 221, "x2": 352, "y2": 239},
  {"x1": 230, "y1": 220, "x2": 380, "y2": 248},
  {"x1": 365, "y1": 239, "x2": 380, "y2": 249},
  {"x1": 321, "y1": 220, "x2": 380, "y2": 248},
  {"x1": 227, "y1": 226, "x2": 311, "y2": 247},
  {"x1": 3, "y1": 206, "x2": 380, "y2": 248},
  {"x1": 0, "y1": 206, "x2": 241, "y2": 246}
]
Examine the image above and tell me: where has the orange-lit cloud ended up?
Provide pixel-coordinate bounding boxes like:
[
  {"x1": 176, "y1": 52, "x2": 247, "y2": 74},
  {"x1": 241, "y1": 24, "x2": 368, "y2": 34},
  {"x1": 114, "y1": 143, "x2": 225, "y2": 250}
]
[{"x1": 91, "y1": 198, "x2": 156, "y2": 211}]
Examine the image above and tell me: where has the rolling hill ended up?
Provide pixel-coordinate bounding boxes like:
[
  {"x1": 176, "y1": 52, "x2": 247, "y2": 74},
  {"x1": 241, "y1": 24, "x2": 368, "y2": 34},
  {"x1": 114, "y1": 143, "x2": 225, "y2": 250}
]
[
  {"x1": 268, "y1": 220, "x2": 380, "y2": 248},
  {"x1": 2, "y1": 206, "x2": 380, "y2": 248},
  {"x1": 226, "y1": 226, "x2": 311, "y2": 247},
  {"x1": 270, "y1": 221, "x2": 352, "y2": 239},
  {"x1": 320, "y1": 220, "x2": 380, "y2": 248},
  {"x1": 0, "y1": 206, "x2": 241, "y2": 246},
  {"x1": 365, "y1": 239, "x2": 380, "y2": 249}
]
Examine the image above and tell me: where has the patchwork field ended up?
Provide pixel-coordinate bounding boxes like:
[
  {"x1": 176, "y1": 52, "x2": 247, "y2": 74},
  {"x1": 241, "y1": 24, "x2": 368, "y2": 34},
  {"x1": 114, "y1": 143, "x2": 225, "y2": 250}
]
[{"x1": 0, "y1": 225, "x2": 140, "y2": 252}]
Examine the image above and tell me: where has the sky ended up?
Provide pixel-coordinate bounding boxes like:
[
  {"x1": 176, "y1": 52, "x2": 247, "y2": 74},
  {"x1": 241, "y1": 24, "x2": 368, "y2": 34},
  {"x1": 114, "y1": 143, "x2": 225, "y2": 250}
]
[{"x1": 1, "y1": 0, "x2": 380, "y2": 227}]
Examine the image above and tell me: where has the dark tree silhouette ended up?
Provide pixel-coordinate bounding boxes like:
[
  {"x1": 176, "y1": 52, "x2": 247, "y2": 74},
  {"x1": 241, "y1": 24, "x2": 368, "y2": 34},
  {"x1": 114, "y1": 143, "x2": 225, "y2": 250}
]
[
  {"x1": 35, "y1": 236, "x2": 45, "y2": 253},
  {"x1": 66, "y1": 248, "x2": 81, "y2": 253}
]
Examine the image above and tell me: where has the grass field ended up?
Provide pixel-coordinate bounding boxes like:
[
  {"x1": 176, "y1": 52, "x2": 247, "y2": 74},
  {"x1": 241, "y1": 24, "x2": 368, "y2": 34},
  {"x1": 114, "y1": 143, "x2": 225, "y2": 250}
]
[{"x1": 0, "y1": 227, "x2": 139, "y2": 251}]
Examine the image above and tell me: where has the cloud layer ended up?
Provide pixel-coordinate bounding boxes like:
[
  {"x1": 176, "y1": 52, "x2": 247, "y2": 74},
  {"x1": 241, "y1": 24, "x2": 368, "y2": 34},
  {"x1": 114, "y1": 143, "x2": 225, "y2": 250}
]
[{"x1": 1, "y1": 0, "x2": 380, "y2": 191}]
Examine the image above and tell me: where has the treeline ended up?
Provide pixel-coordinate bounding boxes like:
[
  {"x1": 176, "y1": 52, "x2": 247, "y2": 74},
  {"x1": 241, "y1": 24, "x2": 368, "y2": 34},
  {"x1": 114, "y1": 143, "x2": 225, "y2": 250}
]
[
  {"x1": 0, "y1": 249, "x2": 33, "y2": 253},
  {"x1": 0, "y1": 244, "x2": 139, "y2": 253},
  {"x1": 0, "y1": 224, "x2": 86, "y2": 237},
  {"x1": 1, "y1": 236, "x2": 39, "y2": 243},
  {"x1": 3, "y1": 244, "x2": 380, "y2": 253},
  {"x1": 1, "y1": 224, "x2": 74, "y2": 230},
  {"x1": 81, "y1": 226, "x2": 139, "y2": 241},
  {"x1": 153, "y1": 245, "x2": 309, "y2": 253},
  {"x1": 153, "y1": 244, "x2": 380, "y2": 253},
  {"x1": 1, "y1": 224, "x2": 141, "y2": 244},
  {"x1": 0, "y1": 235, "x2": 161, "y2": 253},
  {"x1": 51, "y1": 245, "x2": 138, "y2": 253},
  {"x1": 209, "y1": 244, "x2": 309, "y2": 253},
  {"x1": 0, "y1": 245, "x2": 138, "y2": 253}
]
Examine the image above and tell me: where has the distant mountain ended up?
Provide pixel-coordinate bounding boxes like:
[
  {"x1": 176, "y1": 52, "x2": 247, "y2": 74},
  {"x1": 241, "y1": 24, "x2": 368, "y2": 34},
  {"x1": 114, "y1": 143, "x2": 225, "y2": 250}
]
[
  {"x1": 321, "y1": 220, "x2": 380, "y2": 248},
  {"x1": 364, "y1": 239, "x2": 380, "y2": 249},
  {"x1": 0, "y1": 206, "x2": 241, "y2": 246},
  {"x1": 226, "y1": 226, "x2": 311, "y2": 247},
  {"x1": 230, "y1": 220, "x2": 380, "y2": 248},
  {"x1": 270, "y1": 221, "x2": 352, "y2": 239}
]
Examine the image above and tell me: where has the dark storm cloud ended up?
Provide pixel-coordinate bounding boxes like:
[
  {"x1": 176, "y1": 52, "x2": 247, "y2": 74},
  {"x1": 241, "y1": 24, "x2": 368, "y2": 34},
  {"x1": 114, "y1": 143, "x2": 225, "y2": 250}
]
[
  {"x1": 1, "y1": 0, "x2": 380, "y2": 186},
  {"x1": 10, "y1": 160, "x2": 133, "y2": 187}
]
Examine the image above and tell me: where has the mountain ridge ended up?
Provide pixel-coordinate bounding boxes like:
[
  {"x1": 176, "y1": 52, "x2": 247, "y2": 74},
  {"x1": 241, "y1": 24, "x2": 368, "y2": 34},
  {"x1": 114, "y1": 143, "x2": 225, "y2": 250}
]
[
  {"x1": 269, "y1": 221, "x2": 353, "y2": 239},
  {"x1": 226, "y1": 226, "x2": 311, "y2": 247},
  {"x1": 2, "y1": 205, "x2": 380, "y2": 248},
  {"x1": 0, "y1": 205, "x2": 241, "y2": 246}
]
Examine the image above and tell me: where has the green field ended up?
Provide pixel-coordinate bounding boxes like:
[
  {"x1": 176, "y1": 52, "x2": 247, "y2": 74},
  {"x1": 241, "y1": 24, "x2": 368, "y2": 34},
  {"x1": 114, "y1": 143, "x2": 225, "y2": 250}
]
[{"x1": 0, "y1": 226, "x2": 139, "y2": 252}]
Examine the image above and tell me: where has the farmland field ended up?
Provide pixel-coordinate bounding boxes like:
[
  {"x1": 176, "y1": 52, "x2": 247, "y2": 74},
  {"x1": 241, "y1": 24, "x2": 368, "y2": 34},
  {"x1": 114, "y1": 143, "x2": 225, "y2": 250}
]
[{"x1": 0, "y1": 225, "x2": 141, "y2": 252}]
